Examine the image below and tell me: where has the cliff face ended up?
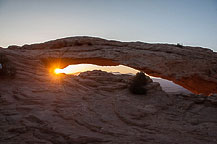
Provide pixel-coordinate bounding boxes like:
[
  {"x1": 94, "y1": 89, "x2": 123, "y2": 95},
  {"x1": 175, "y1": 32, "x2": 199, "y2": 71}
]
[
  {"x1": 2, "y1": 36, "x2": 217, "y2": 95},
  {"x1": 0, "y1": 37, "x2": 217, "y2": 143}
]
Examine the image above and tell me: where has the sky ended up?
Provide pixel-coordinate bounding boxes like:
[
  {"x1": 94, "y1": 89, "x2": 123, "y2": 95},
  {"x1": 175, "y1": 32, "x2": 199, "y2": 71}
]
[
  {"x1": 56, "y1": 64, "x2": 139, "y2": 75},
  {"x1": 0, "y1": 0, "x2": 217, "y2": 51}
]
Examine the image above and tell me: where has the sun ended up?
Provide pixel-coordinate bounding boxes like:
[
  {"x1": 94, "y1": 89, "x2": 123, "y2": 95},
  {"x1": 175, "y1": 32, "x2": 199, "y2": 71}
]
[{"x1": 54, "y1": 68, "x2": 62, "y2": 74}]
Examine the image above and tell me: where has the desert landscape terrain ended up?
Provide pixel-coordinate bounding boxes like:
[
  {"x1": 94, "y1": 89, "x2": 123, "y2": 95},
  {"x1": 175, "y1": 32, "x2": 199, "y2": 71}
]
[{"x1": 0, "y1": 37, "x2": 217, "y2": 143}]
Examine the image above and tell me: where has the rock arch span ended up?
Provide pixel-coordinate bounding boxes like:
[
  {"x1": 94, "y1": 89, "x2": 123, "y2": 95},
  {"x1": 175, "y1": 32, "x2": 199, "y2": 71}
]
[{"x1": 2, "y1": 36, "x2": 217, "y2": 95}]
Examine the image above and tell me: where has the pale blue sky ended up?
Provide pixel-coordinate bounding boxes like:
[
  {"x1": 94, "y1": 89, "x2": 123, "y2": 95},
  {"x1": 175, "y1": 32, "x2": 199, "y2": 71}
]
[{"x1": 0, "y1": 0, "x2": 217, "y2": 51}]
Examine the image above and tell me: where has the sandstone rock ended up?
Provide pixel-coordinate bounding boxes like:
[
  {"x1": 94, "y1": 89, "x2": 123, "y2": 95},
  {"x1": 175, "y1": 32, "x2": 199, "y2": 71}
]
[
  {"x1": 0, "y1": 70, "x2": 216, "y2": 143},
  {"x1": 2, "y1": 36, "x2": 217, "y2": 95},
  {"x1": 144, "y1": 82, "x2": 162, "y2": 91},
  {"x1": 0, "y1": 37, "x2": 217, "y2": 143},
  {"x1": 207, "y1": 94, "x2": 217, "y2": 105}
]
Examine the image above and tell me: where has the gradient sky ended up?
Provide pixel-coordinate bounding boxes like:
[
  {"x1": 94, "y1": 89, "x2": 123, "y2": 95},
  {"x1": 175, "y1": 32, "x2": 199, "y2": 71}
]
[{"x1": 0, "y1": 0, "x2": 217, "y2": 51}]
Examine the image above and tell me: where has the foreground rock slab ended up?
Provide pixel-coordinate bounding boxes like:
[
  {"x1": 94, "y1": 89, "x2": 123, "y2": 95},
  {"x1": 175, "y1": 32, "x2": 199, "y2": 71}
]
[{"x1": 0, "y1": 70, "x2": 217, "y2": 144}]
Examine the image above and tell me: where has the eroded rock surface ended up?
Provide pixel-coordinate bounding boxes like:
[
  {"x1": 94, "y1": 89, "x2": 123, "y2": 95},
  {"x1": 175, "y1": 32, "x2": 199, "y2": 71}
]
[
  {"x1": 1, "y1": 37, "x2": 217, "y2": 143},
  {"x1": 2, "y1": 36, "x2": 217, "y2": 94},
  {"x1": 0, "y1": 70, "x2": 217, "y2": 144}
]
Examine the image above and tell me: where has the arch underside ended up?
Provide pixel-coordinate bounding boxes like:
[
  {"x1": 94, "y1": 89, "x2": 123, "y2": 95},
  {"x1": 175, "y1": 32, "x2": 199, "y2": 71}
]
[
  {"x1": 42, "y1": 57, "x2": 217, "y2": 95},
  {"x1": 4, "y1": 36, "x2": 217, "y2": 95}
]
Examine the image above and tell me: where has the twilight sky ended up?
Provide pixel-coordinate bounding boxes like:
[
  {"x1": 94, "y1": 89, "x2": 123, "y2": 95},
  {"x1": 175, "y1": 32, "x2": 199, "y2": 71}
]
[{"x1": 0, "y1": 0, "x2": 217, "y2": 51}]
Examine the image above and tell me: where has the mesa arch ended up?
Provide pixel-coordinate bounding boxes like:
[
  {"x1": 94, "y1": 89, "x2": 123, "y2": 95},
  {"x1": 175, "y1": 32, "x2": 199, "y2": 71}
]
[{"x1": 1, "y1": 36, "x2": 217, "y2": 95}]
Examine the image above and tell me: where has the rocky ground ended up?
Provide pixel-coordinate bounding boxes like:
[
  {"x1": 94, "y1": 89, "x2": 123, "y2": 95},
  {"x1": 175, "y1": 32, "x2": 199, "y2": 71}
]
[
  {"x1": 0, "y1": 36, "x2": 217, "y2": 143},
  {"x1": 0, "y1": 70, "x2": 217, "y2": 144}
]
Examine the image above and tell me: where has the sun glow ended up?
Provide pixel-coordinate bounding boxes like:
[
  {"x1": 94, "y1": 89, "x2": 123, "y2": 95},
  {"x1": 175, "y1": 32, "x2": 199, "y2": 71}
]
[{"x1": 54, "y1": 68, "x2": 63, "y2": 74}]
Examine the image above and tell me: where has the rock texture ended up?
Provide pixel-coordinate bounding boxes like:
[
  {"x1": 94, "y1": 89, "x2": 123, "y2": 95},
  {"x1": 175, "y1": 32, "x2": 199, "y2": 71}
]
[
  {"x1": 2, "y1": 36, "x2": 217, "y2": 94},
  {"x1": 0, "y1": 36, "x2": 217, "y2": 143},
  {"x1": 0, "y1": 70, "x2": 217, "y2": 144}
]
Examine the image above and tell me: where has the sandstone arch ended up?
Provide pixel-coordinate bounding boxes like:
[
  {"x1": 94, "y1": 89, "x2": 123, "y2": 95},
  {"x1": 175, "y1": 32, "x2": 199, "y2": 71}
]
[{"x1": 2, "y1": 36, "x2": 217, "y2": 95}]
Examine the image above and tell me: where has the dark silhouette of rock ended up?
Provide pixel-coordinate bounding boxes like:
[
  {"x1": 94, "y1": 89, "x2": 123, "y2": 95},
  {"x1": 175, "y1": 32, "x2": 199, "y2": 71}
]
[{"x1": 129, "y1": 72, "x2": 149, "y2": 95}]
